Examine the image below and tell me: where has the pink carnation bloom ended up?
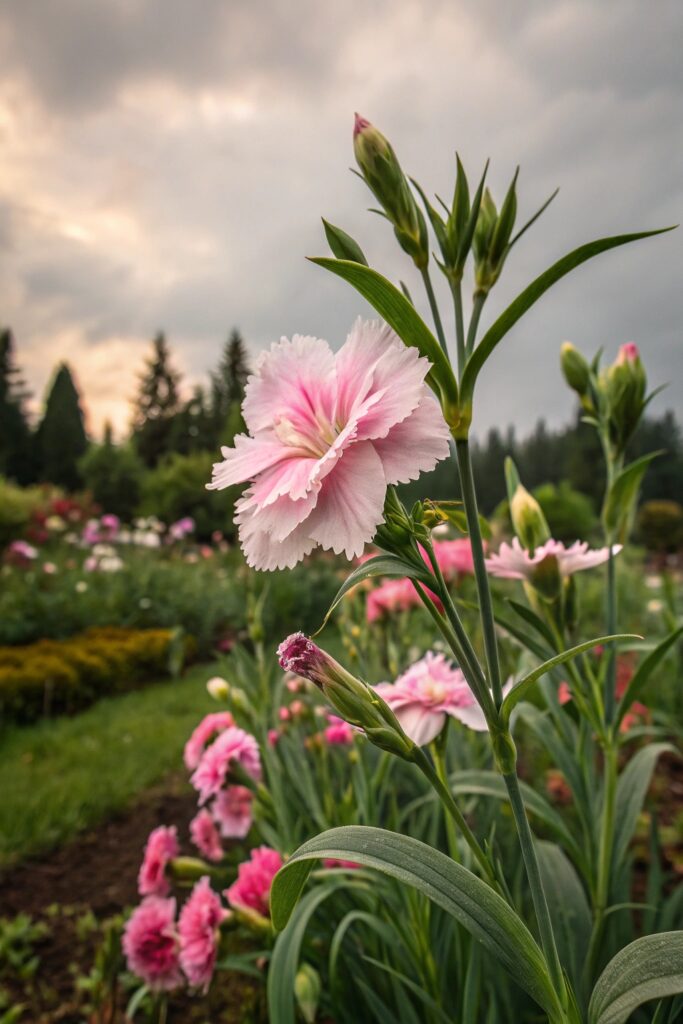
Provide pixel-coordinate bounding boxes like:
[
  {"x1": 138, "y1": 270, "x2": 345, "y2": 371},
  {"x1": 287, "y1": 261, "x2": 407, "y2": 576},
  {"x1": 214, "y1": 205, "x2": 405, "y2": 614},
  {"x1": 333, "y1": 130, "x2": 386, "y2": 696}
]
[
  {"x1": 207, "y1": 320, "x2": 451, "y2": 570},
  {"x1": 366, "y1": 577, "x2": 421, "y2": 623},
  {"x1": 212, "y1": 785, "x2": 254, "y2": 839},
  {"x1": 184, "y1": 712, "x2": 235, "y2": 771},
  {"x1": 138, "y1": 826, "x2": 179, "y2": 897},
  {"x1": 8, "y1": 539, "x2": 38, "y2": 561},
  {"x1": 431, "y1": 539, "x2": 475, "y2": 578},
  {"x1": 375, "y1": 652, "x2": 505, "y2": 746},
  {"x1": 123, "y1": 897, "x2": 182, "y2": 991},
  {"x1": 485, "y1": 537, "x2": 621, "y2": 581},
  {"x1": 190, "y1": 810, "x2": 223, "y2": 862},
  {"x1": 191, "y1": 727, "x2": 261, "y2": 804},
  {"x1": 324, "y1": 715, "x2": 355, "y2": 745},
  {"x1": 178, "y1": 877, "x2": 228, "y2": 991},
  {"x1": 225, "y1": 846, "x2": 283, "y2": 918}
]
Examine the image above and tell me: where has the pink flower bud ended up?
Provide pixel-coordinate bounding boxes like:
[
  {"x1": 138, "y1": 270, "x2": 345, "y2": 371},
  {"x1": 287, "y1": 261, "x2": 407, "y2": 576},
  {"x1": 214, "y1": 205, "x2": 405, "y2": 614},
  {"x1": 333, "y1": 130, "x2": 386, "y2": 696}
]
[
  {"x1": 353, "y1": 112, "x2": 370, "y2": 138},
  {"x1": 617, "y1": 342, "x2": 640, "y2": 364}
]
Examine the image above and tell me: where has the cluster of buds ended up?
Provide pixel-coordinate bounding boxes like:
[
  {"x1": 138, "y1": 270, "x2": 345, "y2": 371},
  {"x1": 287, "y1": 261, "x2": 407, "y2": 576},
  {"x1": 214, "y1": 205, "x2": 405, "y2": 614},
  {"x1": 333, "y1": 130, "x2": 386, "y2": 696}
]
[
  {"x1": 277, "y1": 633, "x2": 416, "y2": 761},
  {"x1": 353, "y1": 114, "x2": 429, "y2": 269},
  {"x1": 560, "y1": 341, "x2": 648, "y2": 456},
  {"x1": 472, "y1": 175, "x2": 518, "y2": 296}
]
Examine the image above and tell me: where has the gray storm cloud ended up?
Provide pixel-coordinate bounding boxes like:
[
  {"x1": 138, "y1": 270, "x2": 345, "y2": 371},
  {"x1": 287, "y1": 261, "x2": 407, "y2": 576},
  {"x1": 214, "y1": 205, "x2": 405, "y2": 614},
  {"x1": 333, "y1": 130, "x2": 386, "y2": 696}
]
[{"x1": 0, "y1": 0, "x2": 681, "y2": 437}]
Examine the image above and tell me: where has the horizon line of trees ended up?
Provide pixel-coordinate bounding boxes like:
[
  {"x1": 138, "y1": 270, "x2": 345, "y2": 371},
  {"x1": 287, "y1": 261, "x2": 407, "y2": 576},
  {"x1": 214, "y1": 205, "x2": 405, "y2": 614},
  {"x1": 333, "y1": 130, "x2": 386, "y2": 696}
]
[{"x1": 1, "y1": 324, "x2": 682, "y2": 527}]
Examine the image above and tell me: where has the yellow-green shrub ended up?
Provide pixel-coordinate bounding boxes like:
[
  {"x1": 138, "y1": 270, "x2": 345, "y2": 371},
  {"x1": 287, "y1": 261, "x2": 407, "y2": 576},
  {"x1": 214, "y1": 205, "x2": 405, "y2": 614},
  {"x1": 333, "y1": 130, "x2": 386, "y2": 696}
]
[{"x1": 0, "y1": 627, "x2": 195, "y2": 724}]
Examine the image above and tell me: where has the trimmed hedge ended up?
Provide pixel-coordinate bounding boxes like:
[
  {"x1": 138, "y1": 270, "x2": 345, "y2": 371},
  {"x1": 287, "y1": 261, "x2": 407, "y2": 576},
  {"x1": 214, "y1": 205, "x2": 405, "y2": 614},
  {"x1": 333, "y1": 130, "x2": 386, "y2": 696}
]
[{"x1": 0, "y1": 626, "x2": 195, "y2": 724}]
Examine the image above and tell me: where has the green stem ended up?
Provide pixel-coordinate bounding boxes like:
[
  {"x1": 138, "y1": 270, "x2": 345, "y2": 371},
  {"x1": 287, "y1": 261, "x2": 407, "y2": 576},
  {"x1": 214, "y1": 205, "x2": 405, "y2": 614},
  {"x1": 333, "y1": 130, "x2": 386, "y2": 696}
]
[
  {"x1": 431, "y1": 729, "x2": 460, "y2": 862},
  {"x1": 451, "y1": 278, "x2": 466, "y2": 376},
  {"x1": 454, "y1": 439, "x2": 504, "y2": 707},
  {"x1": 502, "y1": 770, "x2": 567, "y2": 1004},
  {"x1": 466, "y1": 291, "x2": 487, "y2": 358},
  {"x1": 413, "y1": 746, "x2": 495, "y2": 885},
  {"x1": 604, "y1": 545, "x2": 617, "y2": 723},
  {"x1": 420, "y1": 267, "x2": 448, "y2": 356},
  {"x1": 586, "y1": 742, "x2": 618, "y2": 978}
]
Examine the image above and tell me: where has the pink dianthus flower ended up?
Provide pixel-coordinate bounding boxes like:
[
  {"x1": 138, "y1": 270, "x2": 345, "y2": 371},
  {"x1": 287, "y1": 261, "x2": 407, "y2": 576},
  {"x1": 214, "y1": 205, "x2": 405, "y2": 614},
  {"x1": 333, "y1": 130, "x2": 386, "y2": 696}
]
[
  {"x1": 123, "y1": 897, "x2": 182, "y2": 991},
  {"x1": 178, "y1": 877, "x2": 228, "y2": 991},
  {"x1": 191, "y1": 727, "x2": 261, "y2": 804},
  {"x1": 225, "y1": 846, "x2": 283, "y2": 918},
  {"x1": 212, "y1": 785, "x2": 254, "y2": 839},
  {"x1": 190, "y1": 810, "x2": 223, "y2": 862},
  {"x1": 184, "y1": 712, "x2": 235, "y2": 771},
  {"x1": 138, "y1": 825, "x2": 179, "y2": 897}
]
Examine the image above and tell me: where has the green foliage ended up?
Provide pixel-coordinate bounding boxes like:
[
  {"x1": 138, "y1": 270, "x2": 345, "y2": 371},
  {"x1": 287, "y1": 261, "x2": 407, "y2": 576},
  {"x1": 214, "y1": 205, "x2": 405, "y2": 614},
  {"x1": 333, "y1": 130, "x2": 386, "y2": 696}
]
[
  {"x1": 637, "y1": 500, "x2": 683, "y2": 553},
  {"x1": 78, "y1": 433, "x2": 144, "y2": 520},
  {"x1": 532, "y1": 481, "x2": 597, "y2": 542},
  {"x1": 132, "y1": 333, "x2": 182, "y2": 467},
  {"x1": 138, "y1": 450, "x2": 239, "y2": 540},
  {"x1": 35, "y1": 363, "x2": 87, "y2": 491},
  {"x1": 0, "y1": 626, "x2": 193, "y2": 724},
  {"x1": 0, "y1": 477, "x2": 44, "y2": 547}
]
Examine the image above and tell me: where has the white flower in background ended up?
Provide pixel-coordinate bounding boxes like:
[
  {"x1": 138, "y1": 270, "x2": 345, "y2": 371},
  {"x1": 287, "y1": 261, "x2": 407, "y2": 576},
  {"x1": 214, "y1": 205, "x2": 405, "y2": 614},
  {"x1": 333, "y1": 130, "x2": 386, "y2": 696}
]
[
  {"x1": 45, "y1": 515, "x2": 66, "y2": 532},
  {"x1": 645, "y1": 575, "x2": 662, "y2": 590},
  {"x1": 99, "y1": 556, "x2": 124, "y2": 573},
  {"x1": 647, "y1": 599, "x2": 663, "y2": 613},
  {"x1": 206, "y1": 677, "x2": 230, "y2": 701},
  {"x1": 75, "y1": 581, "x2": 88, "y2": 593}
]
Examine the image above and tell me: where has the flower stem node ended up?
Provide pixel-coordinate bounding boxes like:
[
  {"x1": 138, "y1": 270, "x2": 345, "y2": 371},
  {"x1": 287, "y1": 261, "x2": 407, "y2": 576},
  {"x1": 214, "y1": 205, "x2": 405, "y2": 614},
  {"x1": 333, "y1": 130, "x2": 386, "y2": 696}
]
[{"x1": 490, "y1": 728, "x2": 517, "y2": 775}]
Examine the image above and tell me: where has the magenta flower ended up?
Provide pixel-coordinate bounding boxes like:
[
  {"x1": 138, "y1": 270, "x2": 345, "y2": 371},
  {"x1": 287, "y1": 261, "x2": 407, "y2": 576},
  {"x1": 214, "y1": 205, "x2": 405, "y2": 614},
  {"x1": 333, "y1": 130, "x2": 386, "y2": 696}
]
[
  {"x1": 431, "y1": 539, "x2": 475, "y2": 579},
  {"x1": 225, "y1": 846, "x2": 283, "y2": 919},
  {"x1": 178, "y1": 877, "x2": 228, "y2": 991},
  {"x1": 138, "y1": 826, "x2": 179, "y2": 897},
  {"x1": 207, "y1": 320, "x2": 451, "y2": 570},
  {"x1": 366, "y1": 577, "x2": 422, "y2": 623},
  {"x1": 324, "y1": 715, "x2": 355, "y2": 745},
  {"x1": 212, "y1": 785, "x2": 254, "y2": 839},
  {"x1": 183, "y1": 712, "x2": 235, "y2": 771},
  {"x1": 485, "y1": 537, "x2": 621, "y2": 581},
  {"x1": 190, "y1": 810, "x2": 223, "y2": 862},
  {"x1": 191, "y1": 727, "x2": 261, "y2": 804},
  {"x1": 123, "y1": 897, "x2": 182, "y2": 991},
  {"x1": 617, "y1": 342, "x2": 640, "y2": 363},
  {"x1": 375, "y1": 652, "x2": 495, "y2": 745}
]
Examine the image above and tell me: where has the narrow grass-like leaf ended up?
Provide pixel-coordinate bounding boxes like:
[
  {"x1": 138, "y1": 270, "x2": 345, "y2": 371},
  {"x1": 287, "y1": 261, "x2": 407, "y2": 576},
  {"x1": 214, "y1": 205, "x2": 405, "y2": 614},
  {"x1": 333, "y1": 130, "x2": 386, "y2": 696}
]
[
  {"x1": 270, "y1": 825, "x2": 562, "y2": 1018},
  {"x1": 602, "y1": 452, "x2": 662, "y2": 540},
  {"x1": 501, "y1": 635, "x2": 639, "y2": 724},
  {"x1": 588, "y1": 932, "x2": 683, "y2": 1024},
  {"x1": 615, "y1": 626, "x2": 683, "y2": 732},
  {"x1": 317, "y1": 555, "x2": 432, "y2": 632},
  {"x1": 309, "y1": 258, "x2": 458, "y2": 408},
  {"x1": 459, "y1": 228, "x2": 675, "y2": 406},
  {"x1": 612, "y1": 743, "x2": 673, "y2": 872},
  {"x1": 536, "y1": 841, "x2": 592, "y2": 998}
]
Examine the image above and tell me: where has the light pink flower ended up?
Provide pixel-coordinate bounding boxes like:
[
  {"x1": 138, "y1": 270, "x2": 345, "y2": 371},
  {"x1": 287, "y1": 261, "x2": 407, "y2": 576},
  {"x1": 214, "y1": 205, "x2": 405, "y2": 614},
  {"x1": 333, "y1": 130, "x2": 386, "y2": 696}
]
[
  {"x1": 617, "y1": 342, "x2": 640, "y2": 363},
  {"x1": 212, "y1": 786, "x2": 253, "y2": 839},
  {"x1": 184, "y1": 712, "x2": 235, "y2": 771},
  {"x1": 178, "y1": 877, "x2": 228, "y2": 991},
  {"x1": 366, "y1": 577, "x2": 422, "y2": 623},
  {"x1": 207, "y1": 320, "x2": 451, "y2": 570},
  {"x1": 375, "y1": 652, "x2": 502, "y2": 745},
  {"x1": 485, "y1": 537, "x2": 621, "y2": 581},
  {"x1": 170, "y1": 516, "x2": 195, "y2": 541},
  {"x1": 123, "y1": 897, "x2": 182, "y2": 991},
  {"x1": 431, "y1": 539, "x2": 475, "y2": 579},
  {"x1": 8, "y1": 539, "x2": 38, "y2": 561},
  {"x1": 558, "y1": 681, "x2": 572, "y2": 705},
  {"x1": 100, "y1": 513, "x2": 120, "y2": 534},
  {"x1": 267, "y1": 728, "x2": 280, "y2": 747},
  {"x1": 42, "y1": 561, "x2": 57, "y2": 574},
  {"x1": 225, "y1": 846, "x2": 283, "y2": 918},
  {"x1": 138, "y1": 826, "x2": 179, "y2": 897},
  {"x1": 190, "y1": 810, "x2": 223, "y2": 862},
  {"x1": 324, "y1": 715, "x2": 355, "y2": 745},
  {"x1": 191, "y1": 727, "x2": 261, "y2": 804}
]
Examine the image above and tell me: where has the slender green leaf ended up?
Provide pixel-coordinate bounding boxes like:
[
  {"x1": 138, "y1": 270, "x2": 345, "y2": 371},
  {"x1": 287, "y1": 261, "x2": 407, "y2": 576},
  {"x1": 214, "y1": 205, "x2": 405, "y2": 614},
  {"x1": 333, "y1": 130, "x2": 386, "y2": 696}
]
[
  {"x1": 613, "y1": 743, "x2": 673, "y2": 871},
  {"x1": 268, "y1": 882, "x2": 344, "y2": 1024},
  {"x1": 309, "y1": 257, "x2": 458, "y2": 408},
  {"x1": 507, "y1": 599, "x2": 558, "y2": 650},
  {"x1": 322, "y1": 218, "x2": 368, "y2": 265},
  {"x1": 460, "y1": 228, "x2": 675, "y2": 405},
  {"x1": 316, "y1": 554, "x2": 432, "y2": 632},
  {"x1": 536, "y1": 841, "x2": 592, "y2": 997},
  {"x1": 602, "y1": 452, "x2": 662, "y2": 539},
  {"x1": 362, "y1": 956, "x2": 453, "y2": 1024},
  {"x1": 501, "y1": 634, "x2": 639, "y2": 724},
  {"x1": 270, "y1": 825, "x2": 562, "y2": 1017},
  {"x1": 329, "y1": 910, "x2": 400, "y2": 991},
  {"x1": 588, "y1": 932, "x2": 683, "y2": 1024},
  {"x1": 615, "y1": 626, "x2": 683, "y2": 731}
]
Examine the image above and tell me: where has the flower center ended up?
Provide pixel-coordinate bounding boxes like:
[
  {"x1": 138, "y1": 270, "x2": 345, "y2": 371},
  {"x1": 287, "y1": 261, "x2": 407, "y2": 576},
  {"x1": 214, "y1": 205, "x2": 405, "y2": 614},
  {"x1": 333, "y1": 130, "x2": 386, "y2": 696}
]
[{"x1": 274, "y1": 413, "x2": 340, "y2": 458}]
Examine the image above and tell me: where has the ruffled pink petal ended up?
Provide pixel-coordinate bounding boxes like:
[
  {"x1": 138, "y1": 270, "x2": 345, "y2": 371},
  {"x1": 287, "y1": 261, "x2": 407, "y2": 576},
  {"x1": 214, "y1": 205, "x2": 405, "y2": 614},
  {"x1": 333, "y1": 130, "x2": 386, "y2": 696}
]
[
  {"x1": 238, "y1": 512, "x2": 318, "y2": 571},
  {"x1": 305, "y1": 441, "x2": 387, "y2": 558},
  {"x1": 395, "y1": 704, "x2": 446, "y2": 746},
  {"x1": 335, "y1": 319, "x2": 430, "y2": 441},
  {"x1": 448, "y1": 702, "x2": 489, "y2": 731},
  {"x1": 207, "y1": 433, "x2": 290, "y2": 490},
  {"x1": 242, "y1": 335, "x2": 337, "y2": 436},
  {"x1": 247, "y1": 454, "x2": 321, "y2": 506},
  {"x1": 371, "y1": 392, "x2": 451, "y2": 484},
  {"x1": 236, "y1": 486, "x2": 319, "y2": 544}
]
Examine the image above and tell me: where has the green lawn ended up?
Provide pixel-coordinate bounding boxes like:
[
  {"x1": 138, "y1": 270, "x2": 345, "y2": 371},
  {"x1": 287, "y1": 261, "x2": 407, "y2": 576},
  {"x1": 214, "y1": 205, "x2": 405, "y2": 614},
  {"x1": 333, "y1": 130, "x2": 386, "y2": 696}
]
[{"x1": 0, "y1": 663, "x2": 219, "y2": 867}]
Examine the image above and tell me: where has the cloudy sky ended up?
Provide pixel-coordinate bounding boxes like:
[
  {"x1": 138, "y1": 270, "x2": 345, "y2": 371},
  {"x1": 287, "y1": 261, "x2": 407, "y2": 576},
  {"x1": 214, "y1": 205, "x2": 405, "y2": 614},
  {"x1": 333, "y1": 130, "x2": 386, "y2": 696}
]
[{"x1": 1, "y1": 0, "x2": 681, "y2": 440}]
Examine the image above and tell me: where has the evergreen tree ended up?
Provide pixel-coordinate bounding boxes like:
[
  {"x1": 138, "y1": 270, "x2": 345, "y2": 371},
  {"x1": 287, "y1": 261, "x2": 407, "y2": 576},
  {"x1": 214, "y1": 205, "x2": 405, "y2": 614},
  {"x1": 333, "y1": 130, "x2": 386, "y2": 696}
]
[
  {"x1": 209, "y1": 329, "x2": 250, "y2": 445},
  {"x1": 132, "y1": 333, "x2": 181, "y2": 467},
  {"x1": 79, "y1": 420, "x2": 144, "y2": 520},
  {"x1": 36, "y1": 362, "x2": 88, "y2": 490},
  {"x1": 171, "y1": 385, "x2": 211, "y2": 455},
  {"x1": 0, "y1": 328, "x2": 34, "y2": 484}
]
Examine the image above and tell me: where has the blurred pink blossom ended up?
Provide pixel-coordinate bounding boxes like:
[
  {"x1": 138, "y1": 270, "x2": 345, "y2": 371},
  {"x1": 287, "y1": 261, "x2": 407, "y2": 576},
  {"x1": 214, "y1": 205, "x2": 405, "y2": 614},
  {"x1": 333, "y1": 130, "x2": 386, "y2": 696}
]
[
  {"x1": 225, "y1": 846, "x2": 283, "y2": 918},
  {"x1": 123, "y1": 897, "x2": 182, "y2": 991},
  {"x1": 184, "y1": 712, "x2": 235, "y2": 771},
  {"x1": 212, "y1": 786, "x2": 253, "y2": 839},
  {"x1": 324, "y1": 716, "x2": 355, "y2": 745},
  {"x1": 191, "y1": 727, "x2": 261, "y2": 804},
  {"x1": 178, "y1": 877, "x2": 228, "y2": 991},
  {"x1": 207, "y1": 320, "x2": 450, "y2": 570},
  {"x1": 190, "y1": 810, "x2": 223, "y2": 862},
  {"x1": 431, "y1": 539, "x2": 475, "y2": 578},
  {"x1": 366, "y1": 576, "x2": 442, "y2": 623},
  {"x1": 138, "y1": 826, "x2": 179, "y2": 897},
  {"x1": 485, "y1": 538, "x2": 621, "y2": 581}
]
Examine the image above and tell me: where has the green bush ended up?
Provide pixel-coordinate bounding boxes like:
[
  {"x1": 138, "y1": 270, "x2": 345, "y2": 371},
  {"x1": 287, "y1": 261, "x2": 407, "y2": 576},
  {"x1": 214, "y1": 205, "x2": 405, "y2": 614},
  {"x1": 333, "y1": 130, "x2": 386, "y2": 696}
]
[
  {"x1": 495, "y1": 480, "x2": 597, "y2": 543},
  {"x1": 79, "y1": 441, "x2": 145, "y2": 520},
  {"x1": 0, "y1": 626, "x2": 194, "y2": 724},
  {"x1": 637, "y1": 499, "x2": 683, "y2": 553},
  {"x1": 0, "y1": 477, "x2": 45, "y2": 548},
  {"x1": 138, "y1": 451, "x2": 241, "y2": 540}
]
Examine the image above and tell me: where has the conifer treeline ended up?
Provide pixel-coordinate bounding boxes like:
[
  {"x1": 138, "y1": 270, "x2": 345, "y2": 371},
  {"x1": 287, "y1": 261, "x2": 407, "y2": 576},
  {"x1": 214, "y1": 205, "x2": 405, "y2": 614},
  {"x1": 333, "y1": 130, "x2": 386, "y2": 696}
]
[{"x1": 0, "y1": 327, "x2": 251, "y2": 489}]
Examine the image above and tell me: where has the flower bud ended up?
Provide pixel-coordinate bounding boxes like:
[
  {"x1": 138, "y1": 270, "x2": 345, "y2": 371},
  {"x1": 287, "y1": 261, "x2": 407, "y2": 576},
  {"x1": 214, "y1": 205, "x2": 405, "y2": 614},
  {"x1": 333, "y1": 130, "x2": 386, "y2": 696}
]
[
  {"x1": 560, "y1": 342, "x2": 591, "y2": 397},
  {"x1": 206, "y1": 676, "x2": 230, "y2": 701},
  {"x1": 353, "y1": 113, "x2": 429, "y2": 269},
  {"x1": 295, "y1": 964, "x2": 321, "y2": 1024},
  {"x1": 505, "y1": 458, "x2": 550, "y2": 554},
  {"x1": 168, "y1": 856, "x2": 213, "y2": 884},
  {"x1": 277, "y1": 633, "x2": 415, "y2": 760},
  {"x1": 604, "y1": 342, "x2": 647, "y2": 451}
]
